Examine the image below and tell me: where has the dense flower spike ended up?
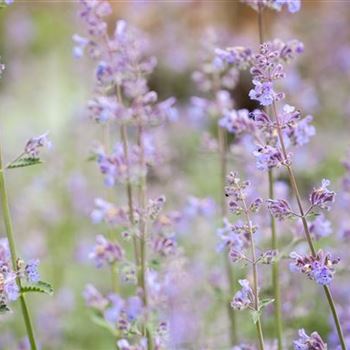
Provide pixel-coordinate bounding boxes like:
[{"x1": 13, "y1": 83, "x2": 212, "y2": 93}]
[
  {"x1": 293, "y1": 329, "x2": 327, "y2": 350},
  {"x1": 290, "y1": 250, "x2": 340, "y2": 286}
]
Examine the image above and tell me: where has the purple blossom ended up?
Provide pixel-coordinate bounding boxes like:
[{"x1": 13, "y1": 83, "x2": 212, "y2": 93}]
[
  {"x1": 89, "y1": 235, "x2": 124, "y2": 268},
  {"x1": 293, "y1": 328, "x2": 327, "y2": 350},
  {"x1": 231, "y1": 279, "x2": 254, "y2": 310},
  {"x1": 267, "y1": 198, "x2": 293, "y2": 220},
  {"x1": 253, "y1": 145, "x2": 285, "y2": 171},
  {"x1": 309, "y1": 214, "x2": 332, "y2": 240},
  {"x1": 216, "y1": 218, "x2": 246, "y2": 252},
  {"x1": 290, "y1": 250, "x2": 340, "y2": 286},
  {"x1": 249, "y1": 80, "x2": 276, "y2": 106},
  {"x1": 24, "y1": 132, "x2": 52, "y2": 158},
  {"x1": 219, "y1": 108, "x2": 256, "y2": 135},
  {"x1": 25, "y1": 259, "x2": 40, "y2": 283},
  {"x1": 309, "y1": 179, "x2": 336, "y2": 211},
  {"x1": 83, "y1": 284, "x2": 108, "y2": 311}
]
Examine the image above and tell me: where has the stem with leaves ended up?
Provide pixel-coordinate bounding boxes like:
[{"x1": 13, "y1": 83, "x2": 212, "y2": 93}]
[
  {"x1": 271, "y1": 100, "x2": 346, "y2": 350},
  {"x1": 257, "y1": 6, "x2": 283, "y2": 349},
  {"x1": 218, "y1": 126, "x2": 237, "y2": 344},
  {"x1": 0, "y1": 141, "x2": 38, "y2": 350}
]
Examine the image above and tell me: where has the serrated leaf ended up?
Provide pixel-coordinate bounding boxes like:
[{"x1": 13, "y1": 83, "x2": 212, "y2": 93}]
[
  {"x1": 0, "y1": 303, "x2": 10, "y2": 314},
  {"x1": 7, "y1": 157, "x2": 42, "y2": 169},
  {"x1": 259, "y1": 298, "x2": 275, "y2": 311},
  {"x1": 21, "y1": 281, "x2": 53, "y2": 296},
  {"x1": 250, "y1": 310, "x2": 261, "y2": 324}
]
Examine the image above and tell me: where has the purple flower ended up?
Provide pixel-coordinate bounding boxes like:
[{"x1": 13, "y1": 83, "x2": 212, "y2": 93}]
[
  {"x1": 72, "y1": 34, "x2": 89, "y2": 59},
  {"x1": 267, "y1": 198, "x2": 293, "y2": 220},
  {"x1": 89, "y1": 235, "x2": 124, "y2": 268},
  {"x1": 216, "y1": 218, "x2": 246, "y2": 253},
  {"x1": 249, "y1": 80, "x2": 275, "y2": 106},
  {"x1": 253, "y1": 145, "x2": 285, "y2": 171},
  {"x1": 290, "y1": 250, "x2": 340, "y2": 286},
  {"x1": 24, "y1": 132, "x2": 52, "y2": 158},
  {"x1": 183, "y1": 196, "x2": 216, "y2": 218},
  {"x1": 219, "y1": 109, "x2": 255, "y2": 135},
  {"x1": 231, "y1": 279, "x2": 254, "y2": 310},
  {"x1": 3, "y1": 273, "x2": 19, "y2": 301},
  {"x1": 293, "y1": 328, "x2": 327, "y2": 350},
  {"x1": 25, "y1": 259, "x2": 40, "y2": 283},
  {"x1": 83, "y1": 284, "x2": 108, "y2": 311},
  {"x1": 309, "y1": 179, "x2": 336, "y2": 211},
  {"x1": 309, "y1": 214, "x2": 332, "y2": 240}
]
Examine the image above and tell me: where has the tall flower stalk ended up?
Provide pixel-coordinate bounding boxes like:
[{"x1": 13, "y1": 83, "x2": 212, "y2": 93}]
[
  {"x1": 0, "y1": 143, "x2": 38, "y2": 350},
  {"x1": 74, "y1": 2, "x2": 177, "y2": 348},
  {"x1": 256, "y1": 5, "x2": 283, "y2": 349},
  {"x1": 226, "y1": 171, "x2": 269, "y2": 350}
]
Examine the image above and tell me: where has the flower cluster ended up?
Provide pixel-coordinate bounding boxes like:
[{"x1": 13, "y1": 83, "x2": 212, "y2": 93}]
[
  {"x1": 89, "y1": 235, "x2": 124, "y2": 268},
  {"x1": 249, "y1": 40, "x2": 303, "y2": 107},
  {"x1": 231, "y1": 279, "x2": 254, "y2": 310},
  {"x1": 290, "y1": 250, "x2": 340, "y2": 286},
  {"x1": 24, "y1": 132, "x2": 52, "y2": 159},
  {"x1": 242, "y1": 0, "x2": 301, "y2": 14},
  {"x1": 0, "y1": 238, "x2": 41, "y2": 308},
  {"x1": 293, "y1": 328, "x2": 327, "y2": 350},
  {"x1": 309, "y1": 179, "x2": 336, "y2": 211}
]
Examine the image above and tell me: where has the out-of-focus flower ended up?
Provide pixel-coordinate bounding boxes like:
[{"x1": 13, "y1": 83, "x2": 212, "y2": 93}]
[
  {"x1": 231, "y1": 279, "x2": 254, "y2": 310},
  {"x1": 24, "y1": 133, "x2": 52, "y2": 158},
  {"x1": 89, "y1": 235, "x2": 124, "y2": 268},
  {"x1": 293, "y1": 328, "x2": 327, "y2": 350}
]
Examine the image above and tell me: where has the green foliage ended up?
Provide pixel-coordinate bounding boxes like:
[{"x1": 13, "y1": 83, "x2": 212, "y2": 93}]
[
  {"x1": 7, "y1": 157, "x2": 42, "y2": 170},
  {"x1": 21, "y1": 281, "x2": 54, "y2": 296}
]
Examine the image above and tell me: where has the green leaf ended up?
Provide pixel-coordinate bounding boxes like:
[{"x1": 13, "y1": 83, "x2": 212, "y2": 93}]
[
  {"x1": 7, "y1": 157, "x2": 43, "y2": 170},
  {"x1": 250, "y1": 310, "x2": 261, "y2": 324},
  {"x1": 259, "y1": 298, "x2": 275, "y2": 311},
  {"x1": 21, "y1": 281, "x2": 53, "y2": 296}
]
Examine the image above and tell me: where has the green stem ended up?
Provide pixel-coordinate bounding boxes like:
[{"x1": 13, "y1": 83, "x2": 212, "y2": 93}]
[
  {"x1": 117, "y1": 85, "x2": 140, "y2": 284},
  {"x1": 257, "y1": 8, "x2": 283, "y2": 347},
  {"x1": 268, "y1": 170, "x2": 283, "y2": 350},
  {"x1": 271, "y1": 101, "x2": 346, "y2": 350},
  {"x1": 240, "y1": 188, "x2": 265, "y2": 350},
  {"x1": 137, "y1": 124, "x2": 152, "y2": 350},
  {"x1": 0, "y1": 143, "x2": 38, "y2": 350},
  {"x1": 218, "y1": 126, "x2": 237, "y2": 344}
]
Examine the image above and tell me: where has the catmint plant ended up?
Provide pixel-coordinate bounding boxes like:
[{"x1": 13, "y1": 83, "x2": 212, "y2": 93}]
[
  {"x1": 0, "y1": 53, "x2": 52, "y2": 350},
  {"x1": 243, "y1": 21, "x2": 346, "y2": 350},
  {"x1": 225, "y1": 171, "x2": 274, "y2": 350},
  {"x1": 74, "y1": 1, "x2": 178, "y2": 348}
]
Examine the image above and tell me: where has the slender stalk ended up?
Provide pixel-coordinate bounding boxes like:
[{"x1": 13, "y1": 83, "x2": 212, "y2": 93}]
[
  {"x1": 117, "y1": 85, "x2": 140, "y2": 281},
  {"x1": 0, "y1": 142, "x2": 38, "y2": 350},
  {"x1": 240, "y1": 188, "x2": 265, "y2": 350},
  {"x1": 271, "y1": 101, "x2": 346, "y2": 350},
  {"x1": 218, "y1": 126, "x2": 237, "y2": 344},
  {"x1": 136, "y1": 124, "x2": 152, "y2": 350},
  {"x1": 257, "y1": 7, "x2": 283, "y2": 349}
]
